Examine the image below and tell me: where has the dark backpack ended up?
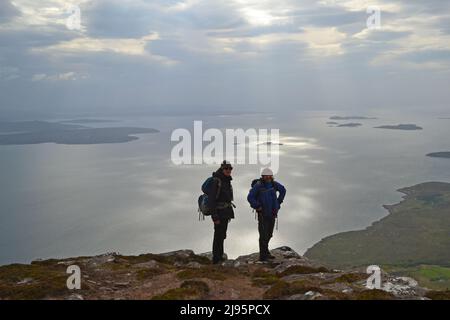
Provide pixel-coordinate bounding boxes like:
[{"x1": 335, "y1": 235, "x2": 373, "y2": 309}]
[
  {"x1": 251, "y1": 178, "x2": 278, "y2": 195},
  {"x1": 198, "y1": 176, "x2": 221, "y2": 218}
]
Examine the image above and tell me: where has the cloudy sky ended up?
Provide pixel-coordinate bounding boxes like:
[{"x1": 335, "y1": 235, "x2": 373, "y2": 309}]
[{"x1": 0, "y1": 0, "x2": 449, "y2": 118}]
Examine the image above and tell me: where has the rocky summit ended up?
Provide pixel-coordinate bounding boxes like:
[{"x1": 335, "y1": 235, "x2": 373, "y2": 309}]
[{"x1": 0, "y1": 246, "x2": 448, "y2": 300}]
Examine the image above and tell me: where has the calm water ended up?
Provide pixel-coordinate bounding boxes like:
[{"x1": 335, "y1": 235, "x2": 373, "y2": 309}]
[{"x1": 1, "y1": 111, "x2": 450, "y2": 265}]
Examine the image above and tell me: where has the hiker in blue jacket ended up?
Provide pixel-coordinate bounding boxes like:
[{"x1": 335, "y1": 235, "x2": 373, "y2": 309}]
[{"x1": 247, "y1": 168, "x2": 286, "y2": 261}]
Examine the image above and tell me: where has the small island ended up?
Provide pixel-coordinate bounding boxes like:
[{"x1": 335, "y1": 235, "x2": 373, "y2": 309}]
[
  {"x1": 426, "y1": 152, "x2": 450, "y2": 159},
  {"x1": 337, "y1": 123, "x2": 362, "y2": 128},
  {"x1": 330, "y1": 116, "x2": 377, "y2": 120},
  {"x1": 374, "y1": 124, "x2": 423, "y2": 130},
  {"x1": 258, "y1": 142, "x2": 284, "y2": 146},
  {"x1": 59, "y1": 119, "x2": 117, "y2": 124},
  {"x1": 0, "y1": 121, "x2": 159, "y2": 145}
]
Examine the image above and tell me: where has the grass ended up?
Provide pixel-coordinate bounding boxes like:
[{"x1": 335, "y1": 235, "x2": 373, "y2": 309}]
[
  {"x1": 251, "y1": 269, "x2": 280, "y2": 287},
  {"x1": 279, "y1": 265, "x2": 330, "y2": 276},
  {"x1": 263, "y1": 278, "x2": 396, "y2": 300},
  {"x1": 263, "y1": 280, "x2": 321, "y2": 299},
  {"x1": 384, "y1": 265, "x2": 450, "y2": 290},
  {"x1": 414, "y1": 265, "x2": 450, "y2": 290},
  {"x1": 151, "y1": 280, "x2": 210, "y2": 300},
  {"x1": 0, "y1": 263, "x2": 73, "y2": 299},
  {"x1": 117, "y1": 252, "x2": 210, "y2": 266},
  {"x1": 136, "y1": 268, "x2": 166, "y2": 280},
  {"x1": 177, "y1": 266, "x2": 231, "y2": 281},
  {"x1": 334, "y1": 273, "x2": 367, "y2": 283}
]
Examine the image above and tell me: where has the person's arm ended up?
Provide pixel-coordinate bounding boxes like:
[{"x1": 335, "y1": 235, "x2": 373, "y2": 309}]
[
  {"x1": 275, "y1": 182, "x2": 286, "y2": 205},
  {"x1": 209, "y1": 178, "x2": 220, "y2": 222},
  {"x1": 247, "y1": 184, "x2": 261, "y2": 210}
]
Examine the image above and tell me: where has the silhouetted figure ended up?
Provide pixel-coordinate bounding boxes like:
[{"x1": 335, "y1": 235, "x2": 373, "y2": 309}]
[{"x1": 208, "y1": 160, "x2": 235, "y2": 264}]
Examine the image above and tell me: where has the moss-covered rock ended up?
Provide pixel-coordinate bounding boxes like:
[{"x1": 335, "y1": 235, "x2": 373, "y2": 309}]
[
  {"x1": 252, "y1": 270, "x2": 280, "y2": 287},
  {"x1": 152, "y1": 280, "x2": 210, "y2": 300},
  {"x1": 0, "y1": 264, "x2": 71, "y2": 300},
  {"x1": 279, "y1": 265, "x2": 330, "y2": 276},
  {"x1": 263, "y1": 280, "x2": 321, "y2": 299}
]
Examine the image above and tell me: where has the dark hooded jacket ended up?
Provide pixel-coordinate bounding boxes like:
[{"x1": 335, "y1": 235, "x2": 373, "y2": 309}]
[
  {"x1": 247, "y1": 179, "x2": 286, "y2": 218},
  {"x1": 209, "y1": 169, "x2": 235, "y2": 221}
]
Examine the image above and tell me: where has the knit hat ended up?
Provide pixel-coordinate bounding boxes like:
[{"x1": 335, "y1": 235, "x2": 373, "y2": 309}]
[{"x1": 261, "y1": 168, "x2": 273, "y2": 176}]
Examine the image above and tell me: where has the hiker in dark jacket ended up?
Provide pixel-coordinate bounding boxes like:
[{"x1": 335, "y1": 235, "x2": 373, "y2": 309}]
[
  {"x1": 209, "y1": 160, "x2": 235, "y2": 264},
  {"x1": 247, "y1": 168, "x2": 286, "y2": 261}
]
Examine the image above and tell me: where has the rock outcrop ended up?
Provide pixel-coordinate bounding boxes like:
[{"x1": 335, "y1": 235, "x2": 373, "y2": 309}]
[{"x1": 0, "y1": 247, "x2": 447, "y2": 300}]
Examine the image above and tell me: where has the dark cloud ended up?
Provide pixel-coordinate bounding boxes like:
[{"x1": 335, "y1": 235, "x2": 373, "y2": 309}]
[
  {"x1": 294, "y1": 6, "x2": 365, "y2": 28},
  {"x1": 0, "y1": 0, "x2": 20, "y2": 23},
  {"x1": 83, "y1": 0, "x2": 160, "y2": 38},
  {"x1": 178, "y1": 1, "x2": 246, "y2": 30}
]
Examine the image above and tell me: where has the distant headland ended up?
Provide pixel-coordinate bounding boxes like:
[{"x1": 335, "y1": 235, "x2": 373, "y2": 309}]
[
  {"x1": 0, "y1": 121, "x2": 159, "y2": 145},
  {"x1": 426, "y1": 152, "x2": 450, "y2": 159}
]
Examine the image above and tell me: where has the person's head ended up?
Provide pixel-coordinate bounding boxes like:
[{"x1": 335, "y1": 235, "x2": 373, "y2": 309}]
[
  {"x1": 220, "y1": 160, "x2": 233, "y2": 177},
  {"x1": 261, "y1": 168, "x2": 274, "y2": 182}
]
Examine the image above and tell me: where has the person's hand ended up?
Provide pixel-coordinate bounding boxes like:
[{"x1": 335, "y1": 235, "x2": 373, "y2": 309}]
[
  {"x1": 256, "y1": 207, "x2": 263, "y2": 212},
  {"x1": 213, "y1": 219, "x2": 220, "y2": 225}
]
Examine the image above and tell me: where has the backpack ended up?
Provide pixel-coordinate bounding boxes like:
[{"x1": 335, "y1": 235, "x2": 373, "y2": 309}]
[
  {"x1": 250, "y1": 178, "x2": 280, "y2": 230},
  {"x1": 251, "y1": 178, "x2": 278, "y2": 194},
  {"x1": 198, "y1": 176, "x2": 221, "y2": 219}
]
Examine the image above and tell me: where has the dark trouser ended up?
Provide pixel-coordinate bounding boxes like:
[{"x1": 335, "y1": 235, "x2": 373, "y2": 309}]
[
  {"x1": 258, "y1": 214, "x2": 275, "y2": 259},
  {"x1": 213, "y1": 219, "x2": 229, "y2": 263}
]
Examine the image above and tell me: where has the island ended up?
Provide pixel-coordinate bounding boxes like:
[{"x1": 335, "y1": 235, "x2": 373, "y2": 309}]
[
  {"x1": 330, "y1": 116, "x2": 377, "y2": 120},
  {"x1": 0, "y1": 120, "x2": 84, "y2": 133},
  {"x1": 374, "y1": 124, "x2": 423, "y2": 130},
  {"x1": 336, "y1": 123, "x2": 362, "y2": 128},
  {"x1": 426, "y1": 152, "x2": 450, "y2": 159},
  {"x1": 258, "y1": 142, "x2": 284, "y2": 146},
  {"x1": 0, "y1": 121, "x2": 159, "y2": 145},
  {"x1": 59, "y1": 119, "x2": 117, "y2": 124}
]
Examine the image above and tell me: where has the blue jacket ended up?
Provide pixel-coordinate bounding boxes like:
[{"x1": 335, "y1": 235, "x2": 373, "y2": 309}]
[{"x1": 247, "y1": 180, "x2": 286, "y2": 218}]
